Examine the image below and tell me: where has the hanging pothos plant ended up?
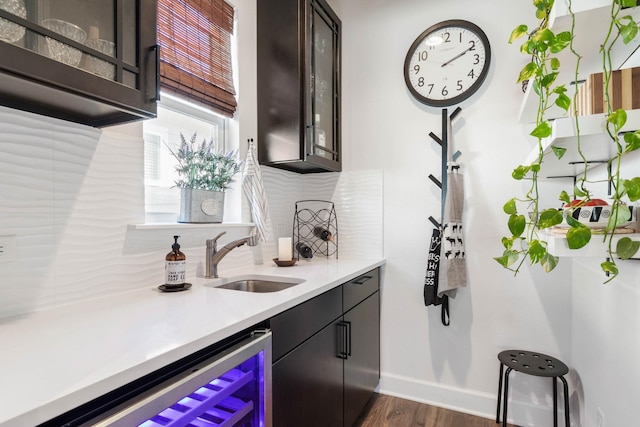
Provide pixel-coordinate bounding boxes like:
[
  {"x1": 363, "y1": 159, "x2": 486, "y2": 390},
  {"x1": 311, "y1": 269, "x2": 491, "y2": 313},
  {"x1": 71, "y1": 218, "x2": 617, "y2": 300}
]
[{"x1": 496, "y1": 0, "x2": 640, "y2": 283}]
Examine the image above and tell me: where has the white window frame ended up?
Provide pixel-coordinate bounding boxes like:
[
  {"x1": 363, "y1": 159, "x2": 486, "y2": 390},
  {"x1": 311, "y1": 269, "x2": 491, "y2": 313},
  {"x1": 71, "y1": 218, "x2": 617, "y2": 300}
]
[{"x1": 143, "y1": 92, "x2": 235, "y2": 224}]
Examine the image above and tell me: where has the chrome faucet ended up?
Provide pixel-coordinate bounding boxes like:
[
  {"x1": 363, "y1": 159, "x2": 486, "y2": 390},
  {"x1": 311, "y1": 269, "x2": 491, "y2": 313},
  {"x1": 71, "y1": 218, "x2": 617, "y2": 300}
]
[{"x1": 205, "y1": 232, "x2": 258, "y2": 278}]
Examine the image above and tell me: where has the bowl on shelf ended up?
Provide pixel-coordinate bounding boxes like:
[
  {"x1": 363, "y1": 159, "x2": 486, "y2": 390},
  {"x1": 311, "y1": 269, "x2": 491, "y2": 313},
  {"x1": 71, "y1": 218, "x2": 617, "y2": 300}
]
[
  {"x1": 0, "y1": 0, "x2": 26, "y2": 43},
  {"x1": 84, "y1": 38, "x2": 115, "y2": 79},
  {"x1": 41, "y1": 19, "x2": 87, "y2": 67},
  {"x1": 557, "y1": 205, "x2": 637, "y2": 229}
]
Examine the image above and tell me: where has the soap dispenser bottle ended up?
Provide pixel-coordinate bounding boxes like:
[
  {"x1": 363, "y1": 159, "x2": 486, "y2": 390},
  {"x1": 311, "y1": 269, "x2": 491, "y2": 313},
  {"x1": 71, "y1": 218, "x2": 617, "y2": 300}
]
[{"x1": 165, "y1": 235, "x2": 186, "y2": 287}]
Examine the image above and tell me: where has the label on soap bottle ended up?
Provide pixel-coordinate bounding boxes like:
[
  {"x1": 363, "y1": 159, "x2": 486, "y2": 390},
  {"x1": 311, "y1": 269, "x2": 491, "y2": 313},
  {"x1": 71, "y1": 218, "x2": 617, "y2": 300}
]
[{"x1": 165, "y1": 260, "x2": 186, "y2": 285}]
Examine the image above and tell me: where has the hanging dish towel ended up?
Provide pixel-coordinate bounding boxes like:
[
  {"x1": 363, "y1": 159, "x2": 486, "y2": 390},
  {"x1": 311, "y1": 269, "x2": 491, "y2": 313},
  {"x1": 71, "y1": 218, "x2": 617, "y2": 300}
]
[
  {"x1": 424, "y1": 227, "x2": 450, "y2": 325},
  {"x1": 438, "y1": 117, "x2": 467, "y2": 299},
  {"x1": 242, "y1": 138, "x2": 272, "y2": 242},
  {"x1": 424, "y1": 228, "x2": 443, "y2": 306}
]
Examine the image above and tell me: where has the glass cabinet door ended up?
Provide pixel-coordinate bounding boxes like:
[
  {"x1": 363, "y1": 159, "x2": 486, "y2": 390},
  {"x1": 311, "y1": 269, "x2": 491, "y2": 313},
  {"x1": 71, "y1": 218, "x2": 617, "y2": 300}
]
[
  {"x1": 257, "y1": 0, "x2": 340, "y2": 172},
  {"x1": 0, "y1": 0, "x2": 138, "y2": 87},
  {"x1": 308, "y1": 0, "x2": 340, "y2": 168},
  {"x1": 0, "y1": 0, "x2": 157, "y2": 126}
]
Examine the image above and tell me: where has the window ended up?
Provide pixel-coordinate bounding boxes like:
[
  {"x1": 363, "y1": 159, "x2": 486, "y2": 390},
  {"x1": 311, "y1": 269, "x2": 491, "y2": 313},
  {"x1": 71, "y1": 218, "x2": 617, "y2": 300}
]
[
  {"x1": 143, "y1": 93, "x2": 228, "y2": 222},
  {"x1": 144, "y1": 0, "x2": 238, "y2": 223}
]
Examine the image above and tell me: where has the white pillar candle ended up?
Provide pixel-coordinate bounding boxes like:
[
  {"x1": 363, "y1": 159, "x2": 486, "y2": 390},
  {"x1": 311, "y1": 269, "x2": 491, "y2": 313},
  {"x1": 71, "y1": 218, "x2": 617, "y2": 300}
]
[{"x1": 278, "y1": 237, "x2": 292, "y2": 261}]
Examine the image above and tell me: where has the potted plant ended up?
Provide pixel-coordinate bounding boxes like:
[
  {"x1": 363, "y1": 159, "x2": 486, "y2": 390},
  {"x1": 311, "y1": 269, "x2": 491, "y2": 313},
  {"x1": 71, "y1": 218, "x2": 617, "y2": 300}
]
[
  {"x1": 497, "y1": 0, "x2": 640, "y2": 282},
  {"x1": 168, "y1": 132, "x2": 242, "y2": 223}
]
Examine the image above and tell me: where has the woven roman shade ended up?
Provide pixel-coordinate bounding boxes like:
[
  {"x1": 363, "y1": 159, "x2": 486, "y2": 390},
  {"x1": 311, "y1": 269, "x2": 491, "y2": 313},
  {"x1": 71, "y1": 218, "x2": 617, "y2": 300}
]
[{"x1": 158, "y1": 0, "x2": 237, "y2": 117}]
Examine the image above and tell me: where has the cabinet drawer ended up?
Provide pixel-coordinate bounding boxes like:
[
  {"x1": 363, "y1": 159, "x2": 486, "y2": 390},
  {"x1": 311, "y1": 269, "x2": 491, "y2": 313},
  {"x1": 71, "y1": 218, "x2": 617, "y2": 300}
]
[
  {"x1": 343, "y1": 268, "x2": 379, "y2": 312},
  {"x1": 270, "y1": 286, "x2": 342, "y2": 361}
]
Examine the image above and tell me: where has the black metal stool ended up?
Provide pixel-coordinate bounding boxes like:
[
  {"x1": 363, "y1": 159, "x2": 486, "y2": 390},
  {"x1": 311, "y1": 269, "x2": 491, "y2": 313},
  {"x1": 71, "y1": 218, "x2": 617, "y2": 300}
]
[{"x1": 496, "y1": 350, "x2": 570, "y2": 427}]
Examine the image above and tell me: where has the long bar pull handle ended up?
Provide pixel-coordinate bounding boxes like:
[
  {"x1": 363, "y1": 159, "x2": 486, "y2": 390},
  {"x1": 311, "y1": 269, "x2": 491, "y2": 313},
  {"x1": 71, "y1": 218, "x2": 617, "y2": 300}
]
[
  {"x1": 336, "y1": 321, "x2": 349, "y2": 359},
  {"x1": 147, "y1": 44, "x2": 160, "y2": 102},
  {"x1": 345, "y1": 321, "x2": 352, "y2": 357},
  {"x1": 352, "y1": 275, "x2": 372, "y2": 285},
  {"x1": 306, "y1": 124, "x2": 314, "y2": 156}
]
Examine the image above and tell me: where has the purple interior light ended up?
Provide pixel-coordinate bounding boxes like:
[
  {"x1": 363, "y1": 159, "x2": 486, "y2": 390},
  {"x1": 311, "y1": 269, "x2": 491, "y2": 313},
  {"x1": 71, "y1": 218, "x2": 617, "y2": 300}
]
[{"x1": 137, "y1": 351, "x2": 265, "y2": 427}]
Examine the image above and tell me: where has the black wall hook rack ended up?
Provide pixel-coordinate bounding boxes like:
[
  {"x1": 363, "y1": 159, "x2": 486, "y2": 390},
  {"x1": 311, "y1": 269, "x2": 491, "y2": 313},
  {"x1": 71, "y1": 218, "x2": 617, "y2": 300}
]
[{"x1": 428, "y1": 107, "x2": 462, "y2": 229}]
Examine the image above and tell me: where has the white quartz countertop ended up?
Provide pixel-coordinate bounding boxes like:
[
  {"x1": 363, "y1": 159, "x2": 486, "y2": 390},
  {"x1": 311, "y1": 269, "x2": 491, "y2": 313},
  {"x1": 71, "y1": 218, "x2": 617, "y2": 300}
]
[{"x1": 0, "y1": 256, "x2": 385, "y2": 427}]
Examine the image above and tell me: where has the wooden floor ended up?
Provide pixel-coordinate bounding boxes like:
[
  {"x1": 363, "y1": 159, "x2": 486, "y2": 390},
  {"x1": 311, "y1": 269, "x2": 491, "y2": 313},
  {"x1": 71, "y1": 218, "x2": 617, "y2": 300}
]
[{"x1": 354, "y1": 394, "x2": 519, "y2": 427}]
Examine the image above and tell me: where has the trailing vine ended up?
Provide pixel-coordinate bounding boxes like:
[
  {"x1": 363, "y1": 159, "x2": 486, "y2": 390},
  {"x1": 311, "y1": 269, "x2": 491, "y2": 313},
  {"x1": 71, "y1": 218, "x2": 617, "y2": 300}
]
[
  {"x1": 495, "y1": 0, "x2": 571, "y2": 275},
  {"x1": 496, "y1": 0, "x2": 640, "y2": 282},
  {"x1": 599, "y1": 0, "x2": 640, "y2": 281}
]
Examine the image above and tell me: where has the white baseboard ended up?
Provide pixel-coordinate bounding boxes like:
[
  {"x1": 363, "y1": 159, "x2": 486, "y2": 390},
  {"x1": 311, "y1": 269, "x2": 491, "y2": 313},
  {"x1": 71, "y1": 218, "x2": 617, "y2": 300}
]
[{"x1": 378, "y1": 371, "x2": 560, "y2": 427}]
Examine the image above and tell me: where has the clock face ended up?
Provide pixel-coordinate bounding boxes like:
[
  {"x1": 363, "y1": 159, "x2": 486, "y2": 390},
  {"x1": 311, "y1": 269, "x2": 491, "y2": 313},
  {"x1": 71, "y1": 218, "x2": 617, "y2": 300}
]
[{"x1": 404, "y1": 20, "x2": 491, "y2": 107}]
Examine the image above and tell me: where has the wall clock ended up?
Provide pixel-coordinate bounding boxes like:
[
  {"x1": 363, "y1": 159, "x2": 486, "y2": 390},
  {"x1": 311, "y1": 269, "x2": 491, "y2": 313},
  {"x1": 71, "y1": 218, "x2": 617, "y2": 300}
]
[{"x1": 404, "y1": 20, "x2": 491, "y2": 107}]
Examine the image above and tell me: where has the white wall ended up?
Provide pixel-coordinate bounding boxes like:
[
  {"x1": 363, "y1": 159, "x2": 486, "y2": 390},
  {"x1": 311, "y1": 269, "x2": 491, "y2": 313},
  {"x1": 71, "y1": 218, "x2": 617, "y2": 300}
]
[
  {"x1": 334, "y1": 0, "x2": 640, "y2": 426},
  {"x1": 568, "y1": 161, "x2": 640, "y2": 427}
]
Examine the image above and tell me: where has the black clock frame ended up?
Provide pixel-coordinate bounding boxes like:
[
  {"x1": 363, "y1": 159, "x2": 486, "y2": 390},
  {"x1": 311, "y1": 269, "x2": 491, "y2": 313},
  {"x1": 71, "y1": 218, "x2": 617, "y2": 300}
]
[{"x1": 403, "y1": 19, "x2": 491, "y2": 107}]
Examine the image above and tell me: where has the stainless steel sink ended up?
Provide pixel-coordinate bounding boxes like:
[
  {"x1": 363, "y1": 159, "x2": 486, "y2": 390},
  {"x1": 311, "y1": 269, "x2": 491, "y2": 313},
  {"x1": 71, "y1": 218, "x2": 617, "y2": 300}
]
[{"x1": 205, "y1": 275, "x2": 306, "y2": 293}]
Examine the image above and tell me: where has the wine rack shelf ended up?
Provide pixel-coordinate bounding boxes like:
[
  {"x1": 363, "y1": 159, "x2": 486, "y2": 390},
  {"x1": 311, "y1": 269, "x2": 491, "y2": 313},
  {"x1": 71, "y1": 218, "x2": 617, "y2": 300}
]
[{"x1": 293, "y1": 200, "x2": 338, "y2": 259}]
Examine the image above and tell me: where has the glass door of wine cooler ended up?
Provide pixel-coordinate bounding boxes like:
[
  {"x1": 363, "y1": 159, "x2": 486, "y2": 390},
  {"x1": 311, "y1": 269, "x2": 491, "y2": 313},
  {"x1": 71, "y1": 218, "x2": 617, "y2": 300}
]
[{"x1": 84, "y1": 330, "x2": 272, "y2": 427}]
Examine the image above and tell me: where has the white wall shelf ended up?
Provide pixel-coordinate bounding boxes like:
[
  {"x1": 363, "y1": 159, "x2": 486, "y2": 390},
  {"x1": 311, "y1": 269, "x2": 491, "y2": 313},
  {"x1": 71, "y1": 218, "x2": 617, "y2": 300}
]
[
  {"x1": 524, "y1": 109, "x2": 640, "y2": 179},
  {"x1": 540, "y1": 229, "x2": 640, "y2": 257},
  {"x1": 518, "y1": 2, "x2": 640, "y2": 124}
]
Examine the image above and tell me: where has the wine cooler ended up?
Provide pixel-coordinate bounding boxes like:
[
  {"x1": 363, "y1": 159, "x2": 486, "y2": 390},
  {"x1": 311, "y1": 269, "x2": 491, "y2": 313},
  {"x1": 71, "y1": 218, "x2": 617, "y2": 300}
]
[{"x1": 41, "y1": 329, "x2": 272, "y2": 427}]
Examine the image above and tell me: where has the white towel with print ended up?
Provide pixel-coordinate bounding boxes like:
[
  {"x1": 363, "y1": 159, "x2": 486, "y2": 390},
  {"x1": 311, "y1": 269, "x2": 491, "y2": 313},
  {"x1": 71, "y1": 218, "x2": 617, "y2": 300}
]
[
  {"x1": 242, "y1": 139, "x2": 272, "y2": 242},
  {"x1": 438, "y1": 117, "x2": 467, "y2": 298}
]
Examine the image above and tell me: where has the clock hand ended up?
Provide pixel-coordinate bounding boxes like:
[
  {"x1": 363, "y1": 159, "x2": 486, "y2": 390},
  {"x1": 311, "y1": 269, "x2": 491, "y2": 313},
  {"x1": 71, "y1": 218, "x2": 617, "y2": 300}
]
[{"x1": 441, "y1": 46, "x2": 474, "y2": 67}]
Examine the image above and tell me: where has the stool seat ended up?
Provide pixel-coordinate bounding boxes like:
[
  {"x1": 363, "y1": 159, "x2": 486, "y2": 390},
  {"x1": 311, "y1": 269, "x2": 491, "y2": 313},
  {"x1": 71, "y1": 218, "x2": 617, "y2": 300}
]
[
  {"x1": 498, "y1": 350, "x2": 569, "y2": 378},
  {"x1": 496, "y1": 349, "x2": 570, "y2": 427}
]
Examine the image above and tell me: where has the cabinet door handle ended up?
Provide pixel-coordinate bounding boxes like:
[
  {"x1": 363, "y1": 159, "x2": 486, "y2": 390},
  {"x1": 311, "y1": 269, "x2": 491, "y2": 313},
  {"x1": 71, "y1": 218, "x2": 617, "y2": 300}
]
[
  {"x1": 353, "y1": 275, "x2": 372, "y2": 285},
  {"x1": 345, "y1": 320, "x2": 352, "y2": 357},
  {"x1": 305, "y1": 124, "x2": 314, "y2": 156},
  {"x1": 336, "y1": 321, "x2": 348, "y2": 359},
  {"x1": 147, "y1": 44, "x2": 160, "y2": 102}
]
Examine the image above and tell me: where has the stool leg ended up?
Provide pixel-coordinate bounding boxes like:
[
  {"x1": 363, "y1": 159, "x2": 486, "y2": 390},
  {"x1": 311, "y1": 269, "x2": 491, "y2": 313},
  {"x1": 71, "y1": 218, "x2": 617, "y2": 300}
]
[
  {"x1": 553, "y1": 377, "x2": 558, "y2": 427},
  {"x1": 496, "y1": 363, "x2": 504, "y2": 423},
  {"x1": 559, "y1": 375, "x2": 570, "y2": 427},
  {"x1": 503, "y1": 367, "x2": 512, "y2": 427}
]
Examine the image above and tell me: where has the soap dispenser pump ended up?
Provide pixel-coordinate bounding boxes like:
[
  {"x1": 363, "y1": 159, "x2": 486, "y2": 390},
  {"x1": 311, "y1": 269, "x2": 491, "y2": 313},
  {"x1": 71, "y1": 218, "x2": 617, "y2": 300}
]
[{"x1": 165, "y1": 235, "x2": 186, "y2": 287}]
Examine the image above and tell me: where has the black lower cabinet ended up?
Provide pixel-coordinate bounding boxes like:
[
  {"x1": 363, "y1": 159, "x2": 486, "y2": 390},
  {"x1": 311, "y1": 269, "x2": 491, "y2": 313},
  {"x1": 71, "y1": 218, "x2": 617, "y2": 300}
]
[
  {"x1": 271, "y1": 268, "x2": 381, "y2": 427},
  {"x1": 273, "y1": 321, "x2": 344, "y2": 427},
  {"x1": 343, "y1": 292, "x2": 381, "y2": 427}
]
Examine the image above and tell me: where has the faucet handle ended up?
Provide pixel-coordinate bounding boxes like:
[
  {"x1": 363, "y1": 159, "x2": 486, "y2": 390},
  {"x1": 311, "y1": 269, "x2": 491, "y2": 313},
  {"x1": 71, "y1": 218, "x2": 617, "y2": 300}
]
[{"x1": 207, "y1": 231, "x2": 227, "y2": 248}]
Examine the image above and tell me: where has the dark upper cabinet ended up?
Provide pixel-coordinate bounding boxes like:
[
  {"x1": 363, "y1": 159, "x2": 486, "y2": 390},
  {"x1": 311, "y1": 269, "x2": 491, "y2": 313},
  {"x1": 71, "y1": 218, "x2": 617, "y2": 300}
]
[
  {"x1": 257, "y1": 0, "x2": 341, "y2": 173},
  {"x1": 0, "y1": 0, "x2": 157, "y2": 127}
]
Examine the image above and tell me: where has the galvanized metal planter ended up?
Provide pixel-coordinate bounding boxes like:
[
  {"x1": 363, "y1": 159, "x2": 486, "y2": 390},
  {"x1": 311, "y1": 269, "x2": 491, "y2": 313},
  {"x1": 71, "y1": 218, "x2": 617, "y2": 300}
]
[{"x1": 178, "y1": 188, "x2": 225, "y2": 223}]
